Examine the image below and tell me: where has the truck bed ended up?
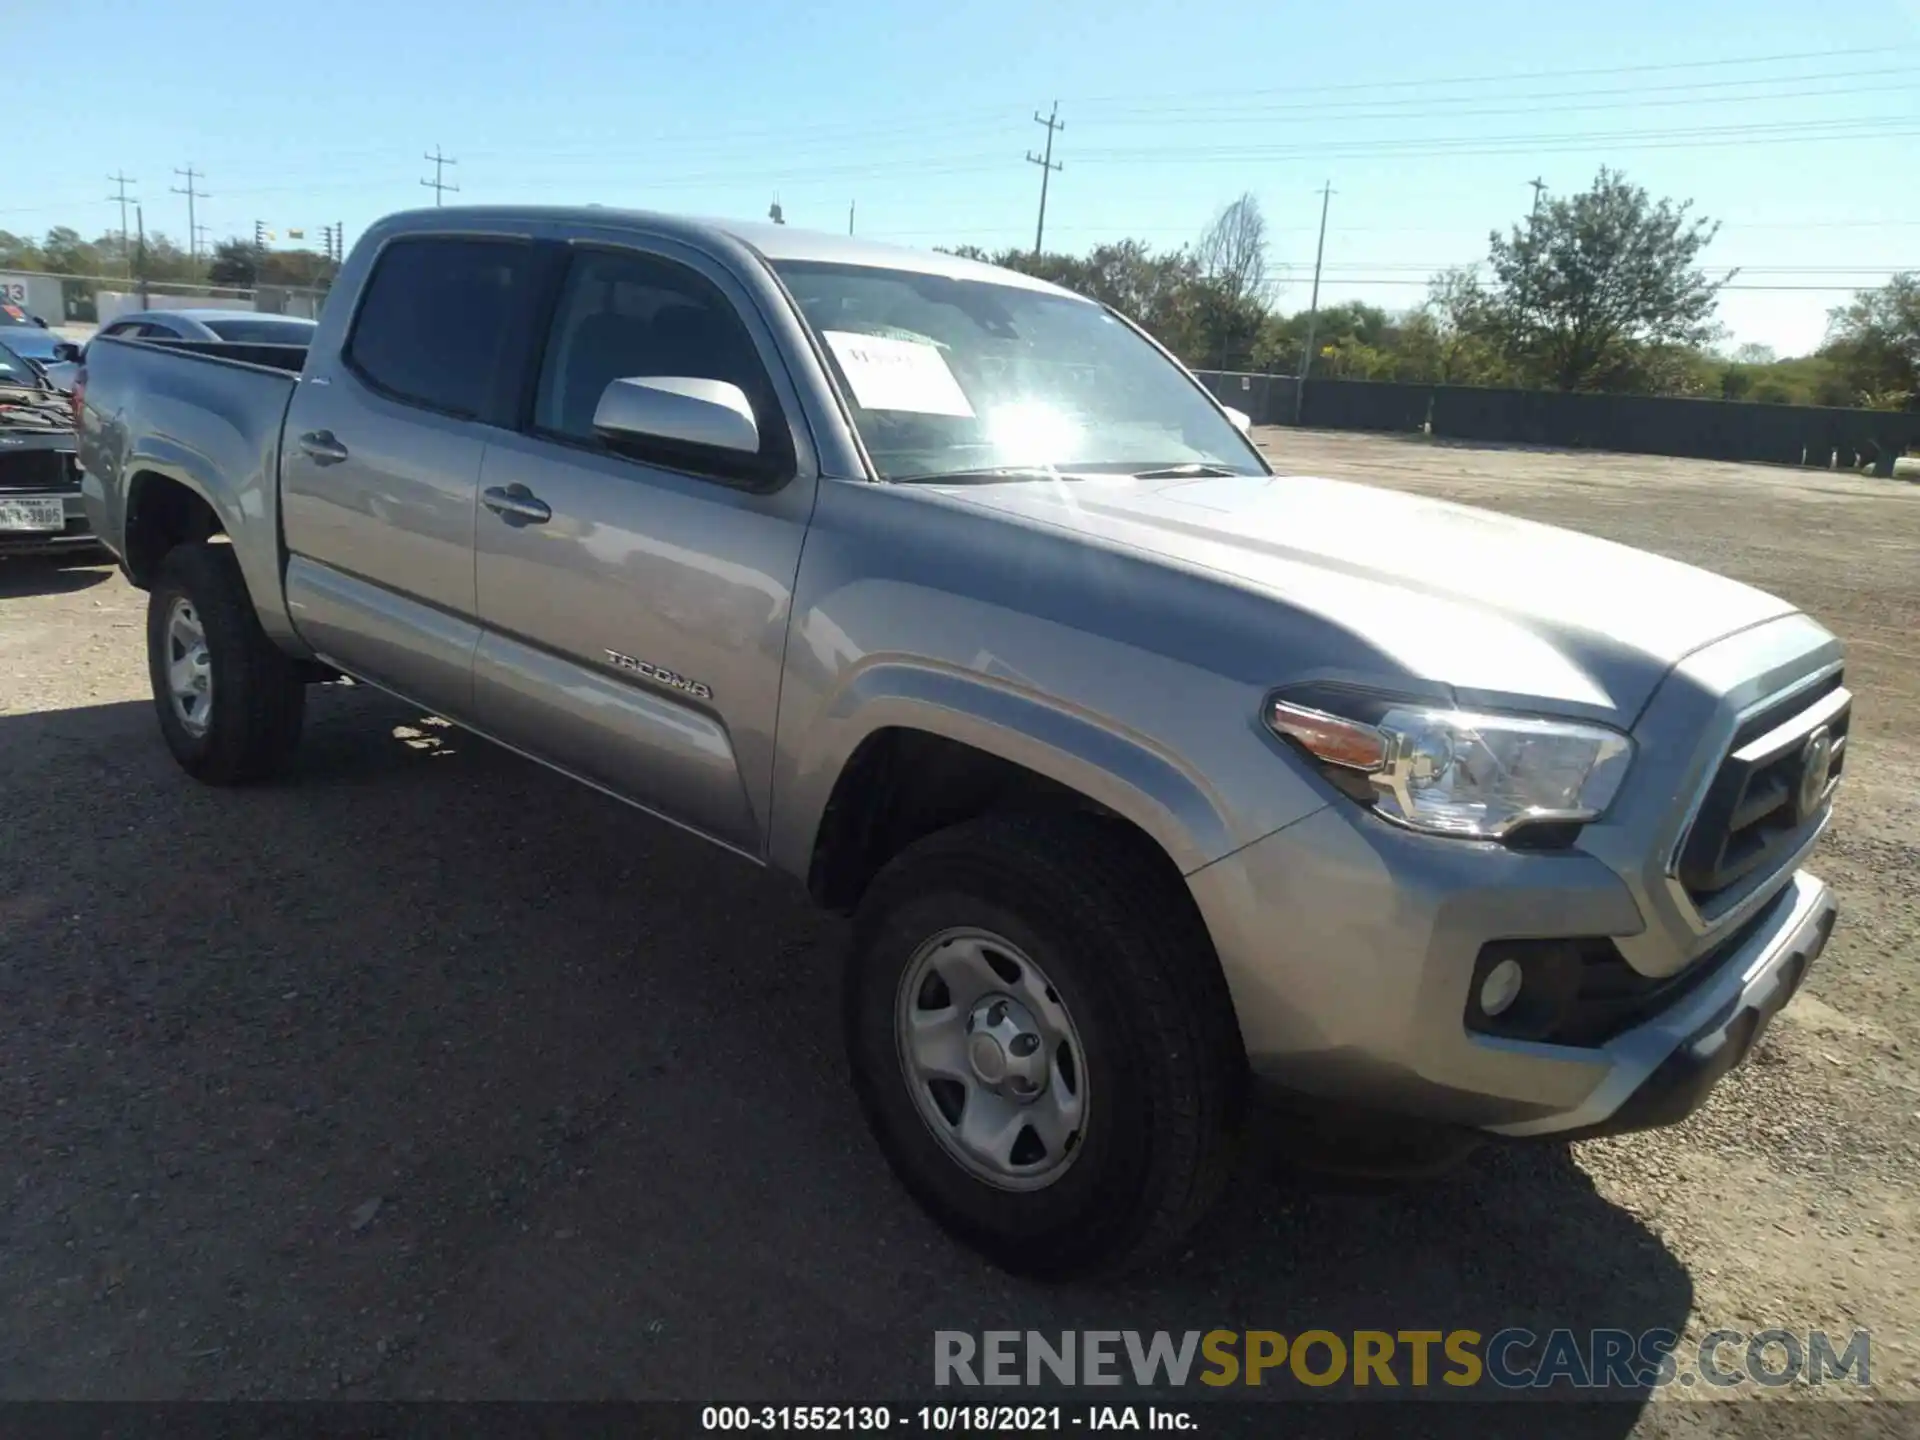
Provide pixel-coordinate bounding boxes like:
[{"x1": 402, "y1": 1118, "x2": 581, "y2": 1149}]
[
  {"x1": 76, "y1": 333, "x2": 304, "y2": 637},
  {"x1": 110, "y1": 335, "x2": 310, "y2": 375}
]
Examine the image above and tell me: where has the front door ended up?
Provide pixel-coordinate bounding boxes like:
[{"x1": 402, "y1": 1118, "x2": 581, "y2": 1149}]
[
  {"x1": 281, "y1": 233, "x2": 539, "y2": 716},
  {"x1": 471, "y1": 242, "x2": 818, "y2": 857}
]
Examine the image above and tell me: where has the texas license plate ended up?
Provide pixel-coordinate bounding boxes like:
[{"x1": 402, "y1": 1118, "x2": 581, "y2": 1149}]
[{"x1": 0, "y1": 497, "x2": 64, "y2": 531}]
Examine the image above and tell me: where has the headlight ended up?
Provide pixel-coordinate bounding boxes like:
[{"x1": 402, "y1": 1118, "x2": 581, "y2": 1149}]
[{"x1": 1264, "y1": 694, "x2": 1632, "y2": 840}]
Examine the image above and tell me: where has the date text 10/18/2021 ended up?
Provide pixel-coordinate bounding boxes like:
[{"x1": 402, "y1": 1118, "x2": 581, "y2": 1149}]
[{"x1": 702, "y1": 1407, "x2": 1193, "y2": 1431}]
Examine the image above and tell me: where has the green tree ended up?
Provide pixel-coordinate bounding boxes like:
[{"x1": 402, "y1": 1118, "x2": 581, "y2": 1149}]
[
  {"x1": 0, "y1": 230, "x2": 48, "y2": 270},
  {"x1": 1482, "y1": 167, "x2": 1730, "y2": 391},
  {"x1": 1408, "y1": 268, "x2": 1511, "y2": 385},
  {"x1": 1822, "y1": 273, "x2": 1919, "y2": 409},
  {"x1": 208, "y1": 238, "x2": 261, "y2": 288},
  {"x1": 41, "y1": 227, "x2": 99, "y2": 275},
  {"x1": 951, "y1": 239, "x2": 1265, "y2": 370}
]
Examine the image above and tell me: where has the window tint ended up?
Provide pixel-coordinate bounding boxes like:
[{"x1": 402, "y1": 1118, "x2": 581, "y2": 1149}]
[
  {"x1": 346, "y1": 237, "x2": 531, "y2": 418},
  {"x1": 534, "y1": 249, "x2": 775, "y2": 448}
]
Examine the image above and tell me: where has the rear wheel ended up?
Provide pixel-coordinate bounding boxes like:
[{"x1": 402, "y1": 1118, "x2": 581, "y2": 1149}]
[
  {"x1": 146, "y1": 542, "x2": 306, "y2": 784},
  {"x1": 844, "y1": 812, "x2": 1245, "y2": 1278}
]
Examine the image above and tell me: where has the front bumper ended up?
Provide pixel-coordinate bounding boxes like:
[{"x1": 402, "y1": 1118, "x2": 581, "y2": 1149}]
[
  {"x1": 1489, "y1": 870, "x2": 1832, "y2": 1138},
  {"x1": 0, "y1": 490, "x2": 96, "y2": 556},
  {"x1": 1187, "y1": 797, "x2": 1836, "y2": 1140}
]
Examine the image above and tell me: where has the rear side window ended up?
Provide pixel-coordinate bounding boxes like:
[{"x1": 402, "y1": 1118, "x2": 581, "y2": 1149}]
[{"x1": 345, "y1": 236, "x2": 532, "y2": 418}]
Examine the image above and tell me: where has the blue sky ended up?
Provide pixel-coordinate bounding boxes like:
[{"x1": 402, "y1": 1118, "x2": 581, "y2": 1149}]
[{"x1": 7, "y1": 0, "x2": 1917, "y2": 354}]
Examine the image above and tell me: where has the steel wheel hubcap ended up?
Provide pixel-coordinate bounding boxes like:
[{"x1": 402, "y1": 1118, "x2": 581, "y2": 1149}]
[
  {"x1": 164, "y1": 597, "x2": 214, "y2": 736},
  {"x1": 896, "y1": 927, "x2": 1089, "y2": 1191}
]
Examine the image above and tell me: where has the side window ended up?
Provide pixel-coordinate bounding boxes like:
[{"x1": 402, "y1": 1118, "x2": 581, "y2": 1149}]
[
  {"x1": 345, "y1": 236, "x2": 533, "y2": 419},
  {"x1": 532, "y1": 249, "x2": 780, "y2": 456}
]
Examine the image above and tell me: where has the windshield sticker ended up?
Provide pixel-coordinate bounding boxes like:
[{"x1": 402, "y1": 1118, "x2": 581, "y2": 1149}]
[{"x1": 823, "y1": 330, "x2": 975, "y2": 418}]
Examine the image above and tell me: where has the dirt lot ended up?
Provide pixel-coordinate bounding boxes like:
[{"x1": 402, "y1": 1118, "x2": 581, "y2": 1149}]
[{"x1": 2, "y1": 431, "x2": 1916, "y2": 1430}]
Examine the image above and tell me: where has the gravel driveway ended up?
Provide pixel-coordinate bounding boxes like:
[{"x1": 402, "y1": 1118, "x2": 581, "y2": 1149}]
[{"x1": 2, "y1": 431, "x2": 1914, "y2": 1433}]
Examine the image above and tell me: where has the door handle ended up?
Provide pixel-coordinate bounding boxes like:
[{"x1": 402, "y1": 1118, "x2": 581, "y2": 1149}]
[
  {"x1": 297, "y1": 430, "x2": 349, "y2": 466},
  {"x1": 482, "y1": 483, "x2": 552, "y2": 526}
]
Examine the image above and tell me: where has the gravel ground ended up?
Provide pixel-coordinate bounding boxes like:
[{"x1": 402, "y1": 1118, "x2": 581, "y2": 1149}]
[{"x1": 2, "y1": 431, "x2": 1916, "y2": 1432}]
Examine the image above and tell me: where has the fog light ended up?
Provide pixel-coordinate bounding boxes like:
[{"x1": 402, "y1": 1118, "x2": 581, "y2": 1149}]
[{"x1": 1479, "y1": 957, "x2": 1524, "y2": 1017}]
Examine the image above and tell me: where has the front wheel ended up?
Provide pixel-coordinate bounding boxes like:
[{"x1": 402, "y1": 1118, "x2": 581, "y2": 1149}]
[
  {"x1": 146, "y1": 542, "x2": 306, "y2": 784},
  {"x1": 844, "y1": 813, "x2": 1245, "y2": 1278}
]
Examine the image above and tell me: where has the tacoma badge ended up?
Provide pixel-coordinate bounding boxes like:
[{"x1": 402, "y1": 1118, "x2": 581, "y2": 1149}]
[{"x1": 603, "y1": 649, "x2": 713, "y2": 701}]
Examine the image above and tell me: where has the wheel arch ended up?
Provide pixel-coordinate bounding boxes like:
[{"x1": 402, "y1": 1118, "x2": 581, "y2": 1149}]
[
  {"x1": 778, "y1": 664, "x2": 1240, "y2": 914},
  {"x1": 123, "y1": 468, "x2": 227, "y2": 587}
]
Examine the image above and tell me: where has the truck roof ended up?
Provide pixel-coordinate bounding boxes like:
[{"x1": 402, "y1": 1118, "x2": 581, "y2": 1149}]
[{"x1": 370, "y1": 205, "x2": 1085, "y2": 301}]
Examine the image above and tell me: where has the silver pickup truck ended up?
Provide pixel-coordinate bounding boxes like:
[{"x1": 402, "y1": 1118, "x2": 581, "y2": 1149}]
[{"x1": 77, "y1": 206, "x2": 1848, "y2": 1277}]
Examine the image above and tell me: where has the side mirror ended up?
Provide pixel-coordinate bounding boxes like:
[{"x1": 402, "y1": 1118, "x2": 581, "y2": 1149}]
[
  {"x1": 593, "y1": 376, "x2": 760, "y2": 457},
  {"x1": 52, "y1": 342, "x2": 82, "y2": 364},
  {"x1": 1224, "y1": 405, "x2": 1253, "y2": 434}
]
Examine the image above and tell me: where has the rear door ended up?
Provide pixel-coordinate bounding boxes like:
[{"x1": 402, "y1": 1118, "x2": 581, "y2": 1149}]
[
  {"x1": 470, "y1": 240, "x2": 818, "y2": 857},
  {"x1": 279, "y1": 233, "x2": 539, "y2": 717}
]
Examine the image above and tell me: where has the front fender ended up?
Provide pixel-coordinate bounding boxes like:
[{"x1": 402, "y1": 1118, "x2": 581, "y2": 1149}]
[{"x1": 768, "y1": 658, "x2": 1250, "y2": 881}]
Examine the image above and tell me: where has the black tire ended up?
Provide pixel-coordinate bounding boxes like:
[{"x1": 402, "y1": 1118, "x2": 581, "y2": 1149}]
[
  {"x1": 147, "y1": 542, "x2": 306, "y2": 784},
  {"x1": 845, "y1": 812, "x2": 1246, "y2": 1278}
]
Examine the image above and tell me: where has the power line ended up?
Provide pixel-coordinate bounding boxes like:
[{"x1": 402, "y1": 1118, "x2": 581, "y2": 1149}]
[
  {"x1": 1075, "y1": 115, "x2": 1917, "y2": 163},
  {"x1": 421, "y1": 147, "x2": 459, "y2": 206},
  {"x1": 171, "y1": 165, "x2": 206, "y2": 260},
  {"x1": 1062, "y1": 44, "x2": 1919, "y2": 108},
  {"x1": 1084, "y1": 68, "x2": 1916, "y2": 123},
  {"x1": 1026, "y1": 103, "x2": 1064, "y2": 256}
]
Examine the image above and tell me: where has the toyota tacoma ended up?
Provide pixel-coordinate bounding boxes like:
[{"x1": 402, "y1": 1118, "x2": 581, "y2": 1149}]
[{"x1": 75, "y1": 206, "x2": 1847, "y2": 1276}]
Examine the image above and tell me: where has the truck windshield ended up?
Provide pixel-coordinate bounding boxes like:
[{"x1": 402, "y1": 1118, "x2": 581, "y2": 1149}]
[{"x1": 772, "y1": 260, "x2": 1264, "y2": 482}]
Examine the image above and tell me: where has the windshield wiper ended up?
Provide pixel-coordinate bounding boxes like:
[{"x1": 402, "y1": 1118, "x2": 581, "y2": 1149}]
[
  {"x1": 1127, "y1": 463, "x2": 1245, "y2": 479},
  {"x1": 889, "y1": 466, "x2": 1074, "y2": 485}
]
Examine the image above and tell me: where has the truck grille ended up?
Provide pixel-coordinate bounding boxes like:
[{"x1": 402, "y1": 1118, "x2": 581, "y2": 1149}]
[
  {"x1": 1676, "y1": 670, "x2": 1849, "y2": 907},
  {"x1": 0, "y1": 447, "x2": 80, "y2": 493}
]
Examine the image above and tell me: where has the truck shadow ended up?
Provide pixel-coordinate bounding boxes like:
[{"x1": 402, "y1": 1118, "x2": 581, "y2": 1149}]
[
  {"x1": 0, "y1": 553, "x2": 115, "y2": 598},
  {"x1": 0, "y1": 688, "x2": 1689, "y2": 1425}
]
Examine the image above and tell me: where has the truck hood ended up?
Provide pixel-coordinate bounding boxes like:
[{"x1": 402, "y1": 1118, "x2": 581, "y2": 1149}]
[{"x1": 927, "y1": 470, "x2": 1798, "y2": 722}]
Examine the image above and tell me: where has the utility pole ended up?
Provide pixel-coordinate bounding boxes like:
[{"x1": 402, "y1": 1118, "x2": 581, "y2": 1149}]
[
  {"x1": 848, "y1": 200, "x2": 855, "y2": 236},
  {"x1": 1026, "y1": 102, "x2": 1064, "y2": 257},
  {"x1": 421, "y1": 147, "x2": 459, "y2": 206},
  {"x1": 1293, "y1": 181, "x2": 1334, "y2": 424},
  {"x1": 1519, "y1": 178, "x2": 1548, "y2": 344},
  {"x1": 135, "y1": 204, "x2": 150, "y2": 309},
  {"x1": 107, "y1": 173, "x2": 138, "y2": 274},
  {"x1": 172, "y1": 165, "x2": 206, "y2": 260}
]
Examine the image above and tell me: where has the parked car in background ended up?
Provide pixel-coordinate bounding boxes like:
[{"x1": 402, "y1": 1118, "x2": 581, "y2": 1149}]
[
  {"x1": 0, "y1": 328, "x2": 82, "y2": 394},
  {"x1": 0, "y1": 360, "x2": 88, "y2": 558},
  {"x1": 92, "y1": 309, "x2": 318, "y2": 346},
  {"x1": 1, "y1": 300, "x2": 51, "y2": 328}
]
